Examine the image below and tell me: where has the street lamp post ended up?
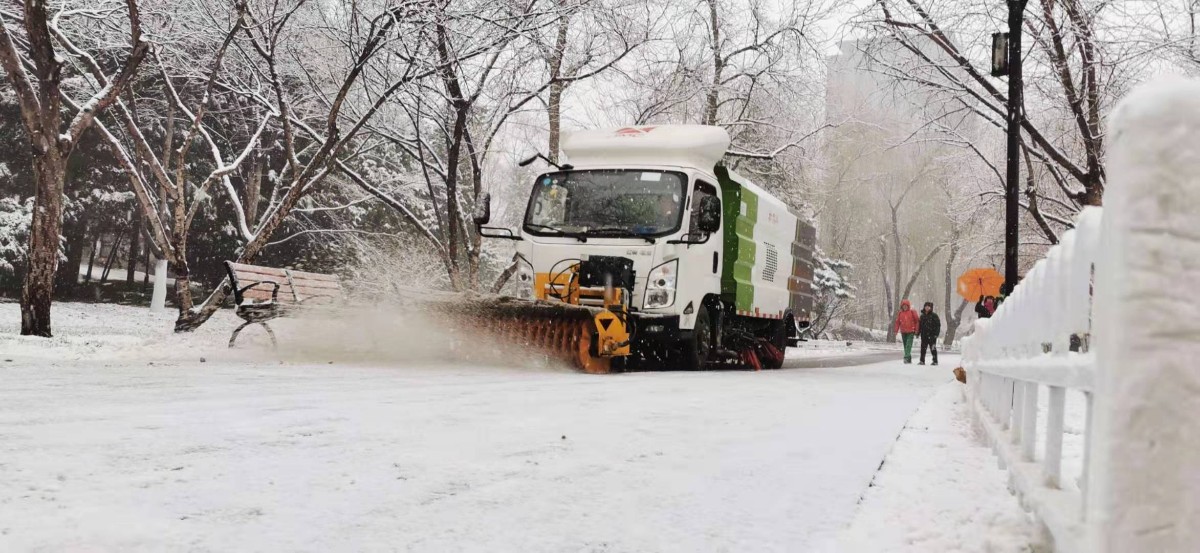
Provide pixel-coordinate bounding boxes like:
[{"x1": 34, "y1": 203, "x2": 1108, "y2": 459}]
[{"x1": 992, "y1": 1, "x2": 1028, "y2": 296}]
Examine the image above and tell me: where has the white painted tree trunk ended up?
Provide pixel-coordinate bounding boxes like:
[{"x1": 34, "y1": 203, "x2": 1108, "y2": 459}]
[
  {"x1": 150, "y1": 258, "x2": 168, "y2": 313},
  {"x1": 1089, "y1": 78, "x2": 1200, "y2": 552}
]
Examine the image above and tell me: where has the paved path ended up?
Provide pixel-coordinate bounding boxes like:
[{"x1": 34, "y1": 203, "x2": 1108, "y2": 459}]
[
  {"x1": 0, "y1": 354, "x2": 954, "y2": 552},
  {"x1": 783, "y1": 350, "x2": 901, "y2": 369}
]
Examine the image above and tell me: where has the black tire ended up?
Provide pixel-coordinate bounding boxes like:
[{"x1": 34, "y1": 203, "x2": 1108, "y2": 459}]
[{"x1": 681, "y1": 305, "x2": 713, "y2": 371}]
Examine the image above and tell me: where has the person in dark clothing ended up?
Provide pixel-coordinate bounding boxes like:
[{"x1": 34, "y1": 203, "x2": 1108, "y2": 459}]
[
  {"x1": 919, "y1": 301, "x2": 940, "y2": 366},
  {"x1": 975, "y1": 296, "x2": 996, "y2": 319}
]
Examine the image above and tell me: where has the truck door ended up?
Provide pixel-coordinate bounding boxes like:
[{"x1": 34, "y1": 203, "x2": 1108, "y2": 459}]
[
  {"x1": 690, "y1": 180, "x2": 722, "y2": 285},
  {"x1": 672, "y1": 179, "x2": 722, "y2": 331}
]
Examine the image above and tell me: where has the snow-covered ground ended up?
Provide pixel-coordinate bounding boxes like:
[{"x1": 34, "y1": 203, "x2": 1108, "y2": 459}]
[
  {"x1": 788, "y1": 339, "x2": 900, "y2": 358},
  {"x1": 77, "y1": 265, "x2": 173, "y2": 285},
  {"x1": 0, "y1": 302, "x2": 1035, "y2": 551},
  {"x1": 830, "y1": 383, "x2": 1040, "y2": 552}
]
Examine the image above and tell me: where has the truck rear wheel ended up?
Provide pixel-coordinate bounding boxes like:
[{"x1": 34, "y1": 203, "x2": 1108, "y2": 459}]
[{"x1": 681, "y1": 305, "x2": 713, "y2": 371}]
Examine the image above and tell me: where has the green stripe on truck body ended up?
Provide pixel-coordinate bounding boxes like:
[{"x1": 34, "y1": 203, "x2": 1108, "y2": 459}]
[
  {"x1": 716, "y1": 165, "x2": 756, "y2": 312},
  {"x1": 716, "y1": 165, "x2": 818, "y2": 320}
]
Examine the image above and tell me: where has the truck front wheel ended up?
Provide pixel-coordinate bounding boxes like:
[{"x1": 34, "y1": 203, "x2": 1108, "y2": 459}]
[{"x1": 681, "y1": 305, "x2": 713, "y2": 370}]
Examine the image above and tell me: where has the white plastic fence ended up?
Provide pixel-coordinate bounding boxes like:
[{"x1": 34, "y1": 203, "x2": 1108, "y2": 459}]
[
  {"x1": 962, "y1": 79, "x2": 1200, "y2": 553},
  {"x1": 962, "y1": 207, "x2": 1100, "y2": 552}
]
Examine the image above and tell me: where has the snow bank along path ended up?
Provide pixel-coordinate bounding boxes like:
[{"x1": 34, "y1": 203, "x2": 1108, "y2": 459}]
[
  {"x1": 831, "y1": 383, "x2": 1039, "y2": 552},
  {"x1": 0, "y1": 305, "x2": 956, "y2": 551}
]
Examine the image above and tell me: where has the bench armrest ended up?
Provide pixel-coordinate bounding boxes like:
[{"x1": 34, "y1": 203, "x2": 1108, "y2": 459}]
[{"x1": 235, "y1": 281, "x2": 280, "y2": 305}]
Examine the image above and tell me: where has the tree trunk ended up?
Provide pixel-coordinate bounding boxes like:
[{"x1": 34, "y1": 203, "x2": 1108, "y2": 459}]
[
  {"x1": 171, "y1": 233, "x2": 194, "y2": 316},
  {"x1": 100, "y1": 231, "x2": 124, "y2": 282},
  {"x1": 887, "y1": 206, "x2": 902, "y2": 343},
  {"x1": 547, "y1": 82, "x2": 565, "y2": 163},
  {"x1": 879, "y1": 262, "x2": 893, "y2": 341},
  {"x1": 126, "y1": 209, "x2": 141, "y2": 285},
  {"x1": 173, "y1": 264, "x2": 193, "y2": 314},
  {"x1": 1081, "y1": 174, "x2": 1104, "y2": 206},
  {"x1": 85, "y1": 235, "x2": 99, "y2": 283},
  {"x1": 20, "y1": 153, "x2": 67, "y2": 336},
  {"x1": 436, "y1": 23, "x2": 467, "y2": 291},
  {"x1": 703, "y1": 0, "x2": 723, "y2": 126},
  {"x1": 56, "y1": 211, "x2": 88, "y2": 294},
  {"x1": 143, "y1": 245, "x2": 150, "y2": 289},
  {"x1": 491, "y1": 257, "x2": 520, "y2": 294},
  {"x1": 942, "y1": 235, "x2": 960, "y2": 346},
  {"x1": 546, "y1": 2, "x2": 568, "y2": 163},
  {"x1": 943, "y1": 299, "x2": 968, "y2": 348},
  {"x1": 246, "y1": 158, "x2": 262, "y2": 223}
]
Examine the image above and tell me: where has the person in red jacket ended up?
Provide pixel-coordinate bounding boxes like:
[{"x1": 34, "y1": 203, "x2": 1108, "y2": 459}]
[{"x1": 894, "y1": 299, "x2": 920, "y2": 364}]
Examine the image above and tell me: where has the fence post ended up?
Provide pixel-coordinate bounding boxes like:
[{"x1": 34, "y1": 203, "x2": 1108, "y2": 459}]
[
  {"x1": 1088, "y1": 79, "x2": 1200, "y2": 552},
  {"x1": 1011, "y1": 382, "x2": 1025, "y2": 446},
  {"x1": 1043, "y1": 386, "x2": 1065, "y2": 488},
  {"x1": 1021, "y1": 382, "x2": 1037, "y2": 461}
]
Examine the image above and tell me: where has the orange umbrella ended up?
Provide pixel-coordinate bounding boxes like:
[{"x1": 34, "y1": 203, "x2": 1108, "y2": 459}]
[{"x1": 957, "y1": 268, "x2": 1005, "y2": 302}]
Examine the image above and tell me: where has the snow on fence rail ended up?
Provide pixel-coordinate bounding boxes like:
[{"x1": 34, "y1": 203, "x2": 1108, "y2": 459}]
[{"x1": 963, "y1": 79, "x2": 1200, "y2": 553}]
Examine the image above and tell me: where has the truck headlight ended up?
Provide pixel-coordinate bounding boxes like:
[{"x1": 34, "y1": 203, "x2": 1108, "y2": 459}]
[{"x1": 644, "y1": 259, "x2": 678, "y2": 309}]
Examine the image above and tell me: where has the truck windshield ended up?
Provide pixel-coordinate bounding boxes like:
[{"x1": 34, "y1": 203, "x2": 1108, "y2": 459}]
[{"x1": 523, "y1": 170, "x2": 687, "y2": 238}]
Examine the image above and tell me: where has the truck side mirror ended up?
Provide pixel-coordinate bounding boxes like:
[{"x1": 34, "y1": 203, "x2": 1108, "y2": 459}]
[
  {"x1": 473, "y1": 193, "x2": 492, "y2": 226},
  {"x1": 697, "y1": 196, "x2": 720, "y2": 233}
]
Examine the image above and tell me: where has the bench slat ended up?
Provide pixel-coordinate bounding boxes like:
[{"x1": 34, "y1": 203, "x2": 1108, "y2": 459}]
[
  {"x1": 236, "y1": 277, "x2": 285, "y2": 289},
  {"x1": 285, "y1": 269, "x2": 340, "y2": 283},
  {"x1": 237, "y1": 284, "x2": 338, "y2": 304},
  {"x1": 230, "y1": 264, "x2": 289, "y2": 277},
  {"x1": 284, "y1": 278, "x2": 341, "y2": 290},
  {"x1": 242, "y1": 289, "x2": 277, "y2": 303}
]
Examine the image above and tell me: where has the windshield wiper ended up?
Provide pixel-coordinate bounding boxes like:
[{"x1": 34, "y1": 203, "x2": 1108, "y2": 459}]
[
  {"x1": 526, "y1": 223, "x2": 588, "y2": 242},
  {"x1": 585, "y1": 227, "x2": 657, "y2": 244}
]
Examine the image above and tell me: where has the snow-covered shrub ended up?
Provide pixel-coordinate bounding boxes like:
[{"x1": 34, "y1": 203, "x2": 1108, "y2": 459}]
[
  {"x1": 0, "y1": 195, "x2": 32, "y2": 275},
  {"x1": 809, "y1": 249, "x2": 855, "y2": 338}
]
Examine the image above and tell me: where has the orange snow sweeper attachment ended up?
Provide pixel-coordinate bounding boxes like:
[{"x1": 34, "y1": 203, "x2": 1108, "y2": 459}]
[{"x1": 430, "y1": 258, "x2": 632, "y2": 374}]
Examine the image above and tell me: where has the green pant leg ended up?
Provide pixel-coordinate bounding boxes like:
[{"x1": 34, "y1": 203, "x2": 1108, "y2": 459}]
[{"x1": 902, "y1": 333, "x2": 914, "y2": 361}]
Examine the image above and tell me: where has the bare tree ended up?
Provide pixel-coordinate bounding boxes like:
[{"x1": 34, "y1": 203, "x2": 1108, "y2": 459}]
[
  {"x1": 0, "y1": 0, "x2": 148, "y2": 336},
  {"x1": 79, "y1": 0, "x2": 470, "y2": 331},
  {"x1": 607, "y1": 0, "x2": 833, "y2": 167},
  {"x1": 88, "y1": 6, "x2": 269, "y2": 320},
  {"x1": 862, "y1": 0, "x2": 1163, "y2": 217},
  {"x1": 939, "y1": 190, "x2": 973, "y2": 347},
  {"x1": 346, "y1": 1, "x2": 554, "y2": 291},
  {"x1": 345, "y1": 0, "x2": 643, "y2": 291},
  {"x1": 541, "y1": 0, "x2": 641, "y2": 162}
]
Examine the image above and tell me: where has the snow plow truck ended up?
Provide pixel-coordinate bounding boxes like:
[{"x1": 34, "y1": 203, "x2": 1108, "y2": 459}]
[{"x1": 465, "y1": 124, "x2": 815, "y2": 373}]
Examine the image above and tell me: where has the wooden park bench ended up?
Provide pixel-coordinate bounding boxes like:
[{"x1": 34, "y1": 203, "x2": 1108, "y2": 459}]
[{"x1": 224, "y1": 261, "x2": 343, "y2": 347}]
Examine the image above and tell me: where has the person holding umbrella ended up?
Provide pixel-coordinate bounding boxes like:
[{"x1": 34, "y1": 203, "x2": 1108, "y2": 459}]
[
  {"x1": 894, "y1": 299, "x2": 920, "y2": 364},
  {"x1": 976, "y1": 296, "x2": 996, "y2": 319},
  {"x1": 958, "y1": 268, "x2": 1005, "y2": 320}
]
